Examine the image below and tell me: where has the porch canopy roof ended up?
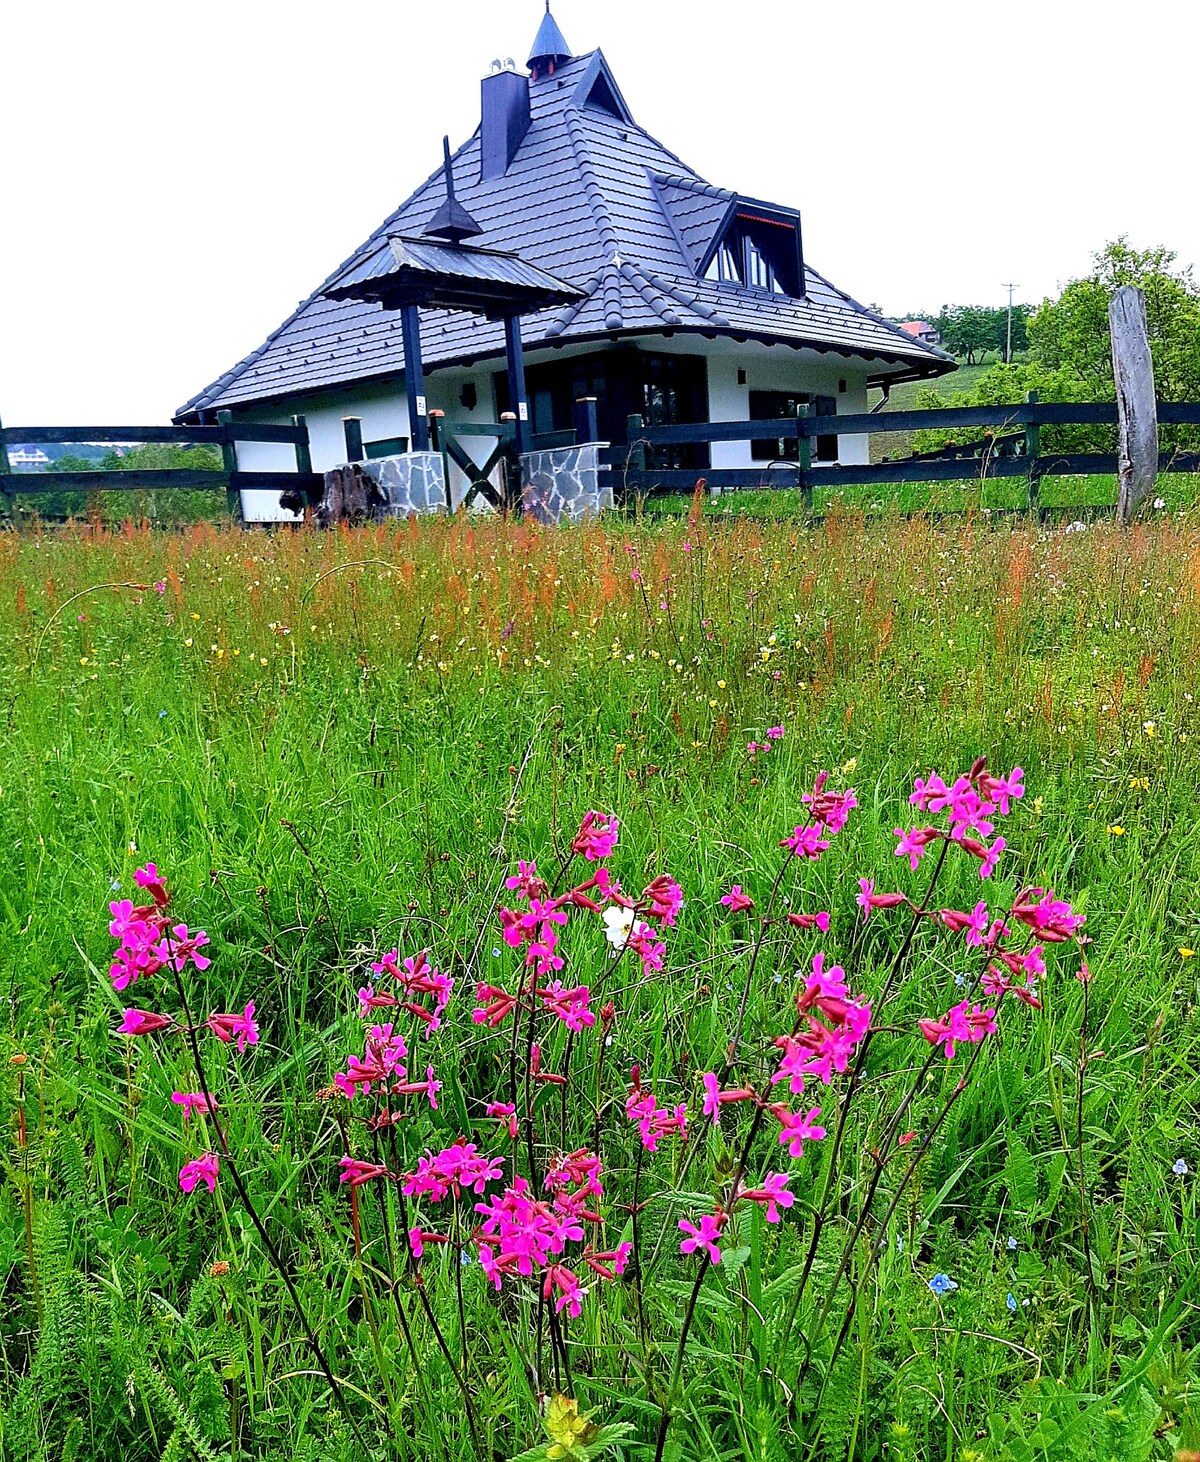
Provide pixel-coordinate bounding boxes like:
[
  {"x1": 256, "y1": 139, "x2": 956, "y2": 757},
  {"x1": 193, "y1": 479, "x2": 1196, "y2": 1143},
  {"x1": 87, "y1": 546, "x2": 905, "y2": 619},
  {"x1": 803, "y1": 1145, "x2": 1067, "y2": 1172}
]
[{"x1": 324, "y1": 235, "x2": 585, "y2": 321}]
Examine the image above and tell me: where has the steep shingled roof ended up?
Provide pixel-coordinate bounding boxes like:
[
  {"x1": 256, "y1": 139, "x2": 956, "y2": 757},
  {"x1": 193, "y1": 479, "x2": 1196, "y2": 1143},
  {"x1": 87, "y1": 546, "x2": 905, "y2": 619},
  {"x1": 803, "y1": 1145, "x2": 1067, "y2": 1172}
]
[{"x1": 176, "y1": 50, "x2": 950, "y2": 421}]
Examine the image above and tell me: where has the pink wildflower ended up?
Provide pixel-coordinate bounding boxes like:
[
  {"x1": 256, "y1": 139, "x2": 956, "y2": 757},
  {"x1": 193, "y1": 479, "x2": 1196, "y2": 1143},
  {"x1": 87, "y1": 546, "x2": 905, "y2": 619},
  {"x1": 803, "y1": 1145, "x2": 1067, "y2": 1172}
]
[
  {"x1": 738, "y1": 1171, "x2": 794, "y2": 1223},
  {"x1": 642, "y1": 876, "x2": 685, "y2": 928},
  {"x1": 171, "y1": 1091, "x2": 217, "y2": 1118},
  {"x1": 206, "y1": 1002, "x2": 259, "y2": 1054},
  {"x1": 721, "y1": 885, "x2": 754, "y2": 913},
  {"x1": 771, "y1": 1104, "x2": 827, "y2": 1158},
  {"x1": 486, "y1": 1101, "x2": 519, "y2": 1138},
  {"x1": 787, "y1": 911, "x2": 832, "y2": 932},
  {"x1": 572, "y1": 812, "x2": 619, "y2": 862},
  {"x1": 678, "y1": 1212, "x2": 725, "y2": 1264},
  {"x1": 117, "y1": 1008, "x2": 173, "y2": 1036},
  {"x1": 179, "y1": 1153, "x2": 219, "y2": 1194},
  {"x1": 781, "y1": 823, "x2": 830, "y2": 861},
  {"x1": 857, "y1": 878, "x2": 908, "y2": 920},
  {"x1": 338, "y1": 1157, "x2": 389, "y2": 1186}
]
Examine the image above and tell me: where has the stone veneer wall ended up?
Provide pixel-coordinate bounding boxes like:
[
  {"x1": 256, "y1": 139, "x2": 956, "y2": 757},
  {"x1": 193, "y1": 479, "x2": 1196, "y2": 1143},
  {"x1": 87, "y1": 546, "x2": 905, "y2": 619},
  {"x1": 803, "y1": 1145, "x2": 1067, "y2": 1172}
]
[
  {"x1": 519, "y1": 443, "x2": 611, "y2": 524},
  {"x1": 353, "y1": 452, "x2": 447, "y2": 516}
]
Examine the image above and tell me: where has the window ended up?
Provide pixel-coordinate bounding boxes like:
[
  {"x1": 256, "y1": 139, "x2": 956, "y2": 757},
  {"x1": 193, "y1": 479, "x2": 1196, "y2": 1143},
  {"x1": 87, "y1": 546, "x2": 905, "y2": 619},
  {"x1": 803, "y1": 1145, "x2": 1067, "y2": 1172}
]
[
  {"x1": 749, "y1": 391, "x2": 838, "y2": 463},
  {"x1": 701, "y1": 211, "x2": 803, "y2": 297},
  {"x1": 705, "y1": 243, "x2": 743, "y2": 285}
]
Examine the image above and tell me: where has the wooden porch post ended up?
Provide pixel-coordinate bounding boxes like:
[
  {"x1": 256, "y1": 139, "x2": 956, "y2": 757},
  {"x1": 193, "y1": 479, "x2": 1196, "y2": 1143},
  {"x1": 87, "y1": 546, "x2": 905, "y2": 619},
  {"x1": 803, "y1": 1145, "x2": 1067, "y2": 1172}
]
[
  {"x1": 401, "y1": 305, "x2": 430, "y2": 452},
  {"x1": 504, "y1": 315, "x2": 531, "y2": 455}
]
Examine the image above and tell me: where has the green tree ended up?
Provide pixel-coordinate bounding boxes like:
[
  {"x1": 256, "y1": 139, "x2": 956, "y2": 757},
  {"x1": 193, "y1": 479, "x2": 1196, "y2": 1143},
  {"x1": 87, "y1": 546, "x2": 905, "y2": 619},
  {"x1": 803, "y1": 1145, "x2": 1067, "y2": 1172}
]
[
  {"x1": 917, "y1": 241, "x2": 1200, "y2": 454},
  {"x1": 22, "y1": 442, "x2": 227, "y2": 524},
  {"x1": 1029, "y1": 238, "x2": 1200, "y2": 403}
]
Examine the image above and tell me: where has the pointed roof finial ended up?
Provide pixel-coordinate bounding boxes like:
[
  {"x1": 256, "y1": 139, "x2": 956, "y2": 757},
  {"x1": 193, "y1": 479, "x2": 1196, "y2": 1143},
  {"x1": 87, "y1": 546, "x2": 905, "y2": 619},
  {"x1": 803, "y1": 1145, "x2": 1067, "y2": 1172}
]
[
  {"x1": 423, "y1": 136, "x2": 484, "y2": 244},
  {"x1": 528, "y1": 4, "x2": 571, "y2": 77}
]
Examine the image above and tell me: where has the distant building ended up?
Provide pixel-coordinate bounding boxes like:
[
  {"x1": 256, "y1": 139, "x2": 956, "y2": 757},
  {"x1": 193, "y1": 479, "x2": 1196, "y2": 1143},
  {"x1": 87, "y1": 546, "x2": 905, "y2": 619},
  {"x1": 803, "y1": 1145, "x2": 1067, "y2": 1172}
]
[
  {"x1": 899, "y1": 320, "x2": 941, "y2": 346},
  {"x1": 7, "y1": 446, "x2": 51, "y2": 470},
  {"x1": 178, "y1": 7, "x2": 954, "y2": 520}
]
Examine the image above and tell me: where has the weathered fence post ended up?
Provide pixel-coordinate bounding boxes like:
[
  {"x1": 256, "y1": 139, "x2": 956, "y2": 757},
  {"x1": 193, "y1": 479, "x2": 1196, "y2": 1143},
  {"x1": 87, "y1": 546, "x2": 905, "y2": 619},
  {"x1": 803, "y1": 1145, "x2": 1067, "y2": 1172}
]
[
  {"x1": 1110, "y1": 285, "x2": 1158, "y2": 525},
  {"x1": 797, "y1": 401, "x2": 813, "y2": 516},
  {"x1": 625, "y1": 413, "x2": 646, "y2": 481},
  {"x1": 216, "y1": 410, "x2": 241, "y2": 521},
  {"x1": 1023, "y1": 389, "x2": 1041, "y2": 510}
]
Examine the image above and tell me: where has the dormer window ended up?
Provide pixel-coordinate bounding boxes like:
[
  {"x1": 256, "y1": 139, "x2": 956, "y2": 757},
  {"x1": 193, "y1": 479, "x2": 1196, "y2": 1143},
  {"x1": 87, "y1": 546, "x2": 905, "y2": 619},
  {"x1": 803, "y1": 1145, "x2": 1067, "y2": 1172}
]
[
  {"x1": 699, "y1": 205, "x2": 803, "y2": 298},
  {"x1": 705, "y1": 242, "x2": 743, "y2": 285}
]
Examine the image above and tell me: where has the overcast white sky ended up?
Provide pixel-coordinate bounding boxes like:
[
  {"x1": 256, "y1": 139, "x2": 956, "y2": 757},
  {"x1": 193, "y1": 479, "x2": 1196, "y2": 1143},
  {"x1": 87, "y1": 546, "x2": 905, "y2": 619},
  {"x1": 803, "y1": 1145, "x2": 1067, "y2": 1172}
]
[{"x1": 1, "y1": 0, "x2": 1196, "y2": 424}]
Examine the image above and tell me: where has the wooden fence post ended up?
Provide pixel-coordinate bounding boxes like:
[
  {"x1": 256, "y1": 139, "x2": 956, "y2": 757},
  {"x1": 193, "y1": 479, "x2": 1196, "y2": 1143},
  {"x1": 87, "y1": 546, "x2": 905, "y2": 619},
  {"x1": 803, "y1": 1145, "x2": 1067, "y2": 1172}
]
[
  {"x1": 1110, "y1": 285, "x2": 1158, "y2": 524},
  {"x1": 797, "y1": 402, "x2": 813, "y2": 516},
  {"x1": 216, "y1": 410, "x2": 241, "y2": 521},
  {"x1": 626, "y1": 413, "x2": 646, "y2": 474},
  {"x1": 342, "y1": 417, "x2": 364, "y2": 463},
  {"x1": 1023, "y1": 389, "x2": 1041, "y2": 510}
]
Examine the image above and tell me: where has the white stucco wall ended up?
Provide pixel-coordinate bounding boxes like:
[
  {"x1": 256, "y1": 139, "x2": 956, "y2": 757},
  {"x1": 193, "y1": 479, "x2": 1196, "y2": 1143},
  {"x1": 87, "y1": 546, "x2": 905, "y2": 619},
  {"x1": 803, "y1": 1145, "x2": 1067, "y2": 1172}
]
[{"x1": 701, "y1": 340, "x2": 870, "y2": 471}]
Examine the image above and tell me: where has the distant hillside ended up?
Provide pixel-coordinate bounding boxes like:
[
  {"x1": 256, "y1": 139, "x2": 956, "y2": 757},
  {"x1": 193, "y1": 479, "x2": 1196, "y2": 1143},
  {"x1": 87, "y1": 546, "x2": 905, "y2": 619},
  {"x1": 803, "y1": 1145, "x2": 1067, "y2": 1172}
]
[{"x1": 867, "y1": 365, "x2": 988, "y2": 463}]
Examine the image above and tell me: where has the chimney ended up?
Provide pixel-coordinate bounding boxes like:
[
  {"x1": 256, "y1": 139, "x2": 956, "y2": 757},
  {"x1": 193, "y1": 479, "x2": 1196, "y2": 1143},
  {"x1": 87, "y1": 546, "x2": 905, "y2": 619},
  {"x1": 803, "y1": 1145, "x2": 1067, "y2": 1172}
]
[{"x1": 481, "y1": 62, "x2": 531, "y2": 182}]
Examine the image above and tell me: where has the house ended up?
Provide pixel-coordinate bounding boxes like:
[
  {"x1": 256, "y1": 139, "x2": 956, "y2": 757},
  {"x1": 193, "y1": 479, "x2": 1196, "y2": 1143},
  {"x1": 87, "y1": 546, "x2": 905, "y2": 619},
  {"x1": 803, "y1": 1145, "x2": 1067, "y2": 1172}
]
[
  {"x1": 175, "y1": 7, "x2": 954, "y2": 521},
  {"x1": 899, "y1": 320, "x2": 941, "y2": 346},
  {"x1": 7, "y1": 446, "x2": 51, "y2": 471}
]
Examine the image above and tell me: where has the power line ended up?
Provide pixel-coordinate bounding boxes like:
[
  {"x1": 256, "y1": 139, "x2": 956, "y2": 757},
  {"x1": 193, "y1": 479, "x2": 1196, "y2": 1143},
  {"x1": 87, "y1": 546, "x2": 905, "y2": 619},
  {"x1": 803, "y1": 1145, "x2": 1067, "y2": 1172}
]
[{"x1": 1001, "y1": 283, "x2": 1020, "y2": 364}]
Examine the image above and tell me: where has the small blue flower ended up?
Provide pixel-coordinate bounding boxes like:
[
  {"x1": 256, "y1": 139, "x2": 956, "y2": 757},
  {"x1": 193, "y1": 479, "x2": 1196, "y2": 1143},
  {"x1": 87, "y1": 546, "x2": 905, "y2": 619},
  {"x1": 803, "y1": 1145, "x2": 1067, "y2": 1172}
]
[
  {"x1": 1173, "y1": 1157, "x2": 1189, "y2": 1176},
  {"x1": 159, "y1": 710, "x2": 168, "y2": 719},
  {"x1": 928, "y1": 1273, "x2": 958, "y2": 1296},
  {"x1": 460, "y1": 1250, "x2": 474, "y2": 1267},
  {"x1": 954, "y1": 972, "x2": 966, "y2": 987},
  {"x1": 491, "y1": 947, "x2": 501, "y2": 959},
  {"x1": 109, "y1": 879, "x2": 121, "y2": 892},
  {"x1": 1006, "y1": 1292, "x2": 1018, "y2": 1312},
  {"x1": 1007, "y1": 1235, "x2": 1018, "y2": 1251}
]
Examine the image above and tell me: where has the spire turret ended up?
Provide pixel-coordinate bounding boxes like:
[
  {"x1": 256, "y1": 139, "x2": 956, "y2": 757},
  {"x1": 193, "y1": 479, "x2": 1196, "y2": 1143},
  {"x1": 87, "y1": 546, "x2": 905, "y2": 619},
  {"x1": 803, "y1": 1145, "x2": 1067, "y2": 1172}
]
[
  {"x1": 528, "y1": 3, "x2": 571, "y2": 79},
  {"x1": 423, "y1": 137, "x2": 484, "y2": 244}
]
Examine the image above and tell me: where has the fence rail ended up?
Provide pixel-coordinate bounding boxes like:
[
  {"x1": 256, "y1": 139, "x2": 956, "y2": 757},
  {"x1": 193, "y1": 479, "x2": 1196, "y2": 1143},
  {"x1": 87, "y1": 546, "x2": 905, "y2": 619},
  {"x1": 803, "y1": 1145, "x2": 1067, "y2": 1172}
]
[
  {"x1": 600, "y1": 398, "x2": 1200, "y2": 510},
  {"x1": 0, "y1": 412, "x2": 322, "y2": 516}
]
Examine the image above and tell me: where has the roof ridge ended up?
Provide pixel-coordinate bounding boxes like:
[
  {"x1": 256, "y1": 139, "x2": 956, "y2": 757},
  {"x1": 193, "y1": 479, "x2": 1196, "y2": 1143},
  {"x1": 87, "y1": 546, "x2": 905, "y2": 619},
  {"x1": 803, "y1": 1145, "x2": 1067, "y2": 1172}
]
[
  {"x1": 637, "y1": 265, "x2": 732, "y2": 329},
  {"x1": 541, "y1": 265, "x2": 604, "y2": 339},
  {"x1": 619, "y1": 261, "x2": 681, "y2": 327},
  {"x1": 564, "y1": 107, "x2": 620, "y2": 261},
  {"x1": 649, "y1": 171, "x2": 733, "y2": 201}
]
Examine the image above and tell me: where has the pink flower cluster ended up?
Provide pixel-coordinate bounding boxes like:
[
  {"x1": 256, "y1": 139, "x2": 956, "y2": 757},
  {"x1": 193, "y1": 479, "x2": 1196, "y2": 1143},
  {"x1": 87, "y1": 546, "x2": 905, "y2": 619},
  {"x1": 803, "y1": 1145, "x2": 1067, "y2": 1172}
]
[
  {"x1": 472, "y1": 1152, "x2": 624, "y2": 1317},
  {"x1": 333, "y1": 1023, "x2": 441, "y2": 1108},
  {"x1": 361, "y1": 949, "x2": 454, "y2": 1034},
  {"x1": 772, "y1": 955, "x2": 872, "y2": 1095},
  {"x1": 572, "y1": 812, "x2": 620, "y2": 862},
  {"x1": 626, "y1": 1067, "x2": 688, "y2": 1151},
  {"x1": 895, "y1": 759, "x2": 1023, "y2": 880},
  {"x1": 108, "y1": 865, "x2": 211, "y2": 992},
  {"x1": 782, "y1": 771, "x2": 858, "y2": 860},
  {"x1": 747, "y1": 725, "x2": 787, "y2": 760},
  {"x1": 404, "y1": 1142, "x2": 504, "y2": 1201},
  {"x1": 918, "y1": 1001, "x2": 997, "y2": 1059}
]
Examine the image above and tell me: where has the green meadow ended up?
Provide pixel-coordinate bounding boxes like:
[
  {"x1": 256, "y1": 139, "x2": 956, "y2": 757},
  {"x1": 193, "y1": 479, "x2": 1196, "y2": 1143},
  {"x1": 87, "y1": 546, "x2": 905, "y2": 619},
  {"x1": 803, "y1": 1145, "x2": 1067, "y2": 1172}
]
[{"x1": 1, "y1": 512, "x2": 1198, "y2": 1462}]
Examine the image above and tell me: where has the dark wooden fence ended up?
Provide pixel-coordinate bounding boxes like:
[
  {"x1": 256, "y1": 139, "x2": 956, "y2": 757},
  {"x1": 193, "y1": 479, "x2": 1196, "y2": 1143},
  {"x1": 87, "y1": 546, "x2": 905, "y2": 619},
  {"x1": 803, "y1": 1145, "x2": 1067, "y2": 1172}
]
[
  {"x1": 601, "y1": 398, "x2": 1200, "y2": 512},
  {"x1": 0, "y1": 412, "x2": 323, "y2": 517}
]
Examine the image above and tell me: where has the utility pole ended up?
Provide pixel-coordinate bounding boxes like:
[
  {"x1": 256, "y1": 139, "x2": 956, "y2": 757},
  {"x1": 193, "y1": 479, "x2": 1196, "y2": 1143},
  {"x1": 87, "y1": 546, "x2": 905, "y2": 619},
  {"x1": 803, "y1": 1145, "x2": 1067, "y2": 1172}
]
[{"x1": 1001, "y1": 283, "x2": 1020, "y2": 364}]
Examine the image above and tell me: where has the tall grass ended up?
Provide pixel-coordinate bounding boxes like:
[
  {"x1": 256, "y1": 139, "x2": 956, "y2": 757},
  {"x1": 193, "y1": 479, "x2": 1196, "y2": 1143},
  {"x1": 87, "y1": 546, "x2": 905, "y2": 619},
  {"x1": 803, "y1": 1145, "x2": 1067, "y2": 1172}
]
[{"x1": 1, "y1": 511, "x2": 1199, "y2": 1460}]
